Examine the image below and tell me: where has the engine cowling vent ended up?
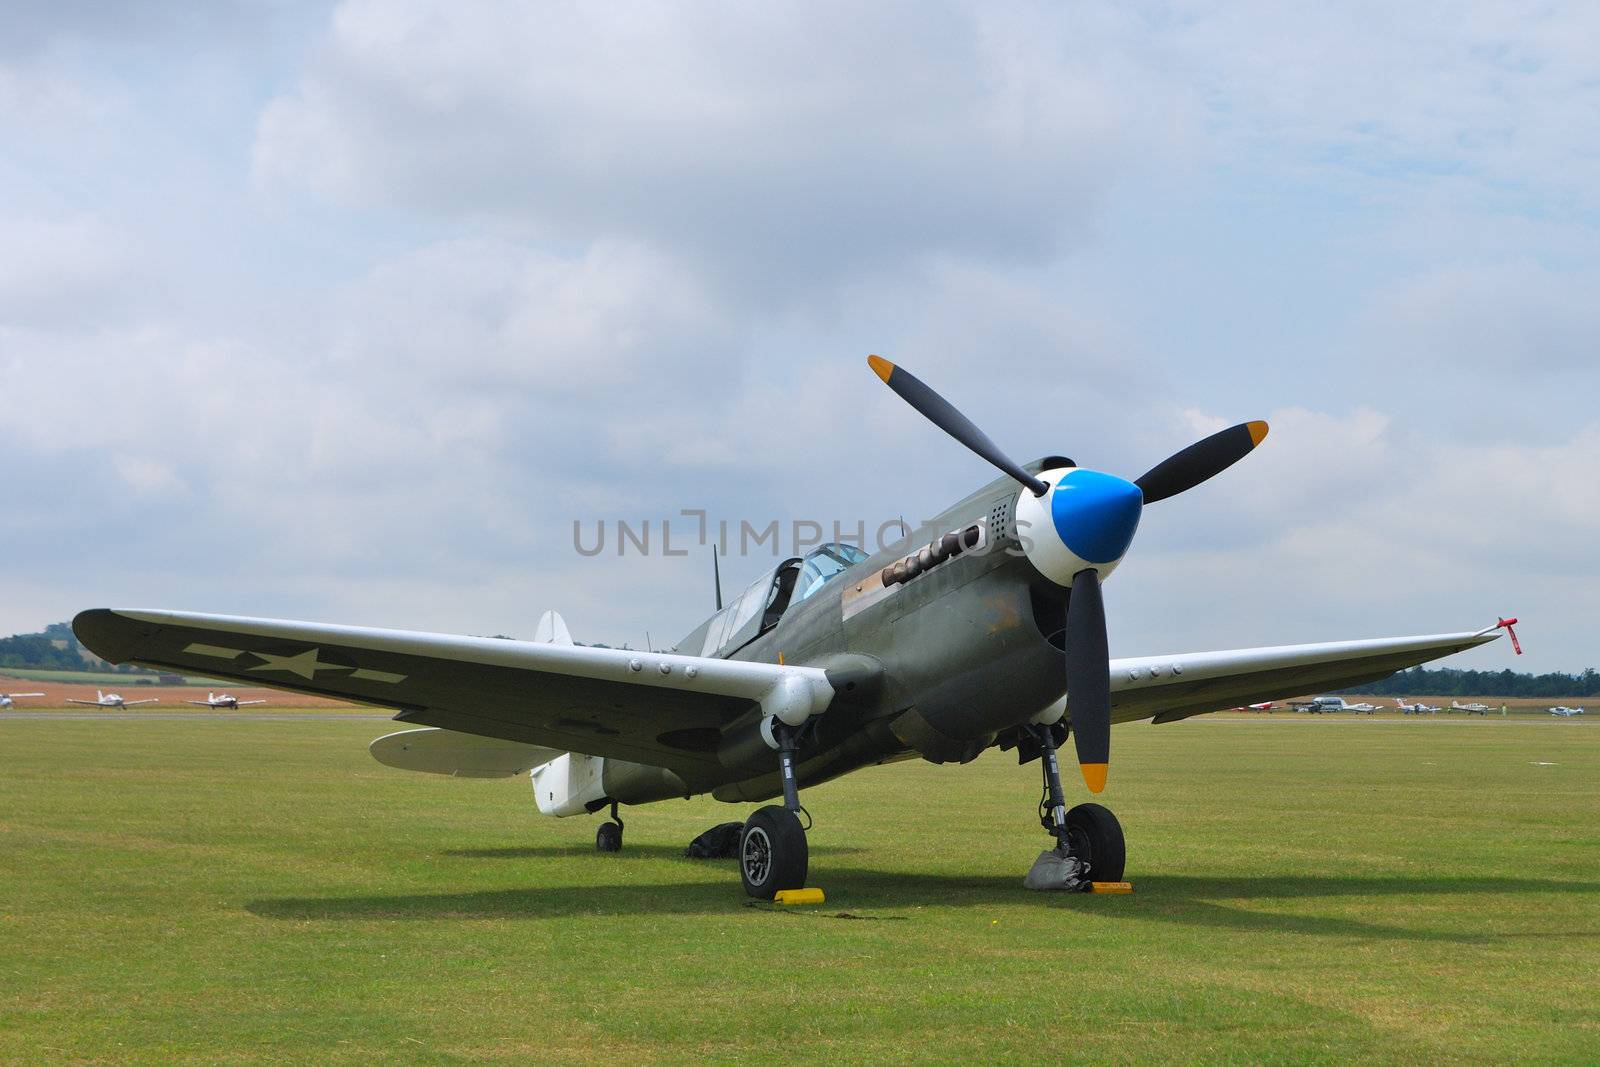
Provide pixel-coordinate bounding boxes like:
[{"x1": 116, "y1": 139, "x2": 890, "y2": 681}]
[{"x1": 989, "y1": 495, "x2": 1016, "y2": 547}]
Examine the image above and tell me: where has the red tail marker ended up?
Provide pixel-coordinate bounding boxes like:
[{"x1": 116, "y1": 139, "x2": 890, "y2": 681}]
[{"x1": 1497, "y1": 617, "x2": 1522, "y2": 655}]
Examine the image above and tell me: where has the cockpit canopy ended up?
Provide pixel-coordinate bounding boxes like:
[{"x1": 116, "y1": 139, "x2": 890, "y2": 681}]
[
  {"x1": 694, "y1": 542, "x2": 870, "y2": 657},
  {"x1": 792, "y1": 542, "x2": 870, "y2": 604}
]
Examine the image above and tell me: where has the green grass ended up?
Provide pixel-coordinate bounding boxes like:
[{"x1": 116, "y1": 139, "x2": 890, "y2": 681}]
[
  {"x1": 1, "y1": 717, "x2": 1596, "y2": 1064},
  {"x1": 1, "y1": 667, "x2": 162, "y2": 684}
]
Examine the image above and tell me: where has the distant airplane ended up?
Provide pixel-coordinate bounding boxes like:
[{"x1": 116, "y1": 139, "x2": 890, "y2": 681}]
[
  {"x1": 1451, "y1": 700, "x2": 1491, "y2": 715},
  {"x1": 185, "y1": 692, "x2": 266, "y2": 709},
  {"x1": 1, "y1": 691, "x2": 45, "y2": 709},
  {"x1": 1395, "y1": 698, "x2": 1441, "y2": 714},
  {"x1": 1548, "y1": 706, "x2": 1586, "y2": 717},
  {"x1": 1304, "y1": 696, "x2": 1378, "y2": 714},
  {"x1": 1227, "y1": 702, "x2": 1276, "y2": 712},
  {"x1": 65, "y1": 689, "x2": 159, "y2": 708}
]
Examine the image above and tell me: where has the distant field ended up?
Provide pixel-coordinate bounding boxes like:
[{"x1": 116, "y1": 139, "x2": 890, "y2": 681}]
[
  {"x1": 0, "y1": 673, "x2": 360, "y2": 710},
  {"x1": 1269, "y1": 694, "x2": 1589, "y2": 718},
  {"x1": 1, "y1": 667, "x2": 173, "y2": 685},
  {"x1": 0, "y1": 667, "x2": 227, "y2": 687},
  {"x1": 1, "y1": 716, "x2": 1594, "y2": 1063}
]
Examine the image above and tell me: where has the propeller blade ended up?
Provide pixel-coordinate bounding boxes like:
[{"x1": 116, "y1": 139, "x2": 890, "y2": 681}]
[
  {"x1": 1065, "y1": 568, "x2": 1111, "y2": 793},
  {"x1": 867, "y1": 355, "x2": 1049, "y2": 496},
  {"x1": 1134, "y1": 421, "x2": 1269, "y2": 505}
]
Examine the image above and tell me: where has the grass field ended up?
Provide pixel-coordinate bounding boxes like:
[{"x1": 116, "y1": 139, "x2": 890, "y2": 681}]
[
  {"x1": 0, "y1": 673, "x2": 358, "y2": 710},
  {"x1": 2, "y1": 715, "x2": 1596, "y2": 1064}
]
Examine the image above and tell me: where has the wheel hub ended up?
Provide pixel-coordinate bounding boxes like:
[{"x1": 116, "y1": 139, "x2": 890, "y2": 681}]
[
  {"x1": 1065, "y1": 825, "x2": 1092, "y2": 874},
  {"x1": 742, "y1": 826, "x2": 772, "y2": 886}
]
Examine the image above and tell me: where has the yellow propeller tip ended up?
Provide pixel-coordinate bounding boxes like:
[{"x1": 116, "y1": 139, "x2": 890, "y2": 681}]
[
  {"x1": 1080, "y1": 762, "x2": 1108, "y2": 793},
  {"x1": 1247, "y1": 420, "x2": 1269, "y2": 447},
  {"x1": 867, "y1": 354, "x2": 895, "y2": 383}
]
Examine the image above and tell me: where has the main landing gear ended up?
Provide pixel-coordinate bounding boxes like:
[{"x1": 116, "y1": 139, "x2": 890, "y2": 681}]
[
  {"x1": 1022, "y1": 722, "x2": 1125, "y2": 890},
  {"x1": 595, "y1": 800, "x2": 624, "y2": 853},
  {"x1": 739, "y1": 722, "x2": 809, "y2": 899}
]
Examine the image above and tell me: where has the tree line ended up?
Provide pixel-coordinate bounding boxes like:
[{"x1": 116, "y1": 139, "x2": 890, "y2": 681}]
[
  {"x1": 0, "y1": 623, "x2": 150, "y2": 674},
  {"x1": 1344, "y1": 665, "x2": 1600, "y2": 699}
]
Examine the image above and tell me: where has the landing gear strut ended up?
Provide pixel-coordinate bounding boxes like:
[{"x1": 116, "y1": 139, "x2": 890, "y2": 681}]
[
  {"x1": 740, "y1": 722, "x2": 809, "y2": 898},
  {"x1": 595, "y1": 800, "x2": 623, "y2": 853},
  {"x1": 1023, "y1": 722, "x2": 1126, "y2": 889}
]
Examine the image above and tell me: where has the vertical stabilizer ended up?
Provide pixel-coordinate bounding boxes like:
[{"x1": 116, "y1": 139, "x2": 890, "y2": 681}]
[{"x1": 534, "y1": 610, "x2": 574, "y2": 646}]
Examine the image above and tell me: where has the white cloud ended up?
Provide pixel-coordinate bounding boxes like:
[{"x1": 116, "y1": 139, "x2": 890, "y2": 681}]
[
  {"x1": 1, "y1": 0, "x2": 1596, "y2": 676},
  {"x1": 1110, "y1": 404, "x2": 1600, "y2": 668},
  {"x1": 1362, "y1": 260, "x2": 1600, "y2": 376},
  {"x1": 251, "y1": 2, "x2": 1185, "y2": 292},
  {"x1": 111, "y1": 455, "x2": 188, "y2": 497},
  {"x1": 0, "y1": 215, "x2": 131, "y2": 326}
]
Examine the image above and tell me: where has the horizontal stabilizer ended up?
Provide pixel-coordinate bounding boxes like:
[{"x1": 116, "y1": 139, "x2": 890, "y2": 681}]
[{"x1": 370, "y1": 727, "x2": 564, "y2": 778}]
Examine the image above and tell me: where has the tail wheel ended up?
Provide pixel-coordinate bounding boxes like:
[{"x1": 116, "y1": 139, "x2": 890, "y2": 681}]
[
  {"x1": 1065, "y1": 802, "x2": 1125, "y2": 883},
  {"x1": 740, "y1": 806, "x2": 808, "y2": 899}
]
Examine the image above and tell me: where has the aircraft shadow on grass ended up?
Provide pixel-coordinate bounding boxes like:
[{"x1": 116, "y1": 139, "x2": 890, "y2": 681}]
[
  {"x1": 440, "y1": 843, "x2": 866, "y2": 860},
  {"x1": 247, "y1": 869, "x2": 1600, "y2": 943}
]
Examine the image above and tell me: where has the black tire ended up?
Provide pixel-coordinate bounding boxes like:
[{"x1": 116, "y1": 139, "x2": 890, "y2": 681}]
[
  {"x1": 739, "y1": 806, "x2": 808, "y2": 898},
  {"x1": 1065, "y1": 803, "x2": 1125, "y2": 883},
  {"x1": 595, "y1": 821, "x2": 622, "y2": 853}
]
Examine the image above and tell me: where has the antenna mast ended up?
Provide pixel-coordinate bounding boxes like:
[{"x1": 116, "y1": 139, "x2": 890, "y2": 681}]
[{"x1": 712, "y1": 546, "x2": 723, "y2": 610}]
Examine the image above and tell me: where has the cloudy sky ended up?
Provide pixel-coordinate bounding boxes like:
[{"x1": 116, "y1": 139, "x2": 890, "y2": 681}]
[{"x1": 2, "y1": 1, "x2": 1595, "y2": 672}]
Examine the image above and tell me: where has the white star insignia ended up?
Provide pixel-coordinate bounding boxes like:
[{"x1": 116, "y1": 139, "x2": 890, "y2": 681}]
[{"x1": 246, "y1": 648, "x2": 353, "y2": 680}]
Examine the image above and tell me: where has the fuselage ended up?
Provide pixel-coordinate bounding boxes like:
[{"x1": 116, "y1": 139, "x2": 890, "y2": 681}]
[{"x1": 593, "y1": 460, "x2": 1083, "y2": 806}]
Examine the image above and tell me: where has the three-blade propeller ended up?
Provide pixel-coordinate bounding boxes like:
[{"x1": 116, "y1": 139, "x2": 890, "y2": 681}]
[{"x1": 866, "y1": 355, "x2": 1268, "y2": 793}]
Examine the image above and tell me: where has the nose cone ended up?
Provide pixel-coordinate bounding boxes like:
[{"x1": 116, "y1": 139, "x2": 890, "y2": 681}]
[{"x1": 1049, "y1": 469, "x2": 1143, "y2": 565}]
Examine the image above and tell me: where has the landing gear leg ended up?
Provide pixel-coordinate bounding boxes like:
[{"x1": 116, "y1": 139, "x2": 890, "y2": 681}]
[
  {"x1": 739, "y1": 723, "x2": 809, "y2": 898},
  {"x1": 595, "y1": 800, "x2": 623, "y2": 853},
  {"x1": 1021, "y1": 722, "x2": 1128, "y2": 890},
  {"x1": 1034, "y1": 722, "x2": 1072, "y2": 849}
]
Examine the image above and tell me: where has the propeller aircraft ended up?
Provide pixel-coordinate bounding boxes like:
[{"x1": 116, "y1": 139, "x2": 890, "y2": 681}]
[
  {"x1": 1, "y1": 691, "x2": 45, "y2": 709},
  {"x1": 65, "y1": 689, "x2": 159, "y2": 709},
  {"x1": 1451, "y1": 700, "x2": 1492, "y2": 715},
  {"x1": 186, "y1": 692, "x2": 267, "y2": 710},
  {"x1": 71, "y1": 356, "x2": 1514, "y2": 898}
]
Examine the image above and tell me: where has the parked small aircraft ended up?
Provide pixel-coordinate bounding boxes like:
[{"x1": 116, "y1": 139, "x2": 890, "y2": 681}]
[
  {"x1": 1548, "y1": 706, "x2": 1585, "y2": 717},
  {"x1": 71, "y1": 356, "x2": 1516, "y2": 898},
  {"x1": 0, "y1": 691, "x2": 45, "y2": 709},
  {"x1": 185, "y1": 692, "x2": 266, "y2": 709},
  {"x1": 1394, "y1": 698, "x2": 1441, "y2": 714},
  {"x1": 65, "y1": 689, "x2": 159, "y2": 708},
  {"x1": 1299, "y1": 696, "x2": 1378, "y2": 714},
  {"x1": 1451, "y1": 700, "x2": 1491, "y2": 715}
]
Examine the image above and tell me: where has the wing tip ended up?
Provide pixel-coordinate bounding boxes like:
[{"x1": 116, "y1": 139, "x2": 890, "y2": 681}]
[{"x1": 72, "y1": 608, "x2": 137, "y2": 664}]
